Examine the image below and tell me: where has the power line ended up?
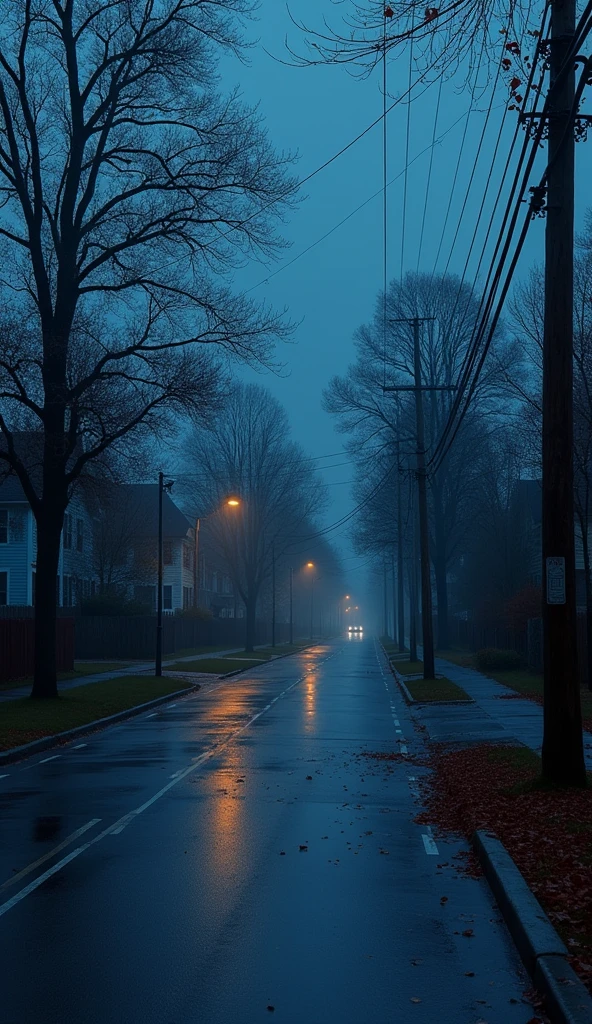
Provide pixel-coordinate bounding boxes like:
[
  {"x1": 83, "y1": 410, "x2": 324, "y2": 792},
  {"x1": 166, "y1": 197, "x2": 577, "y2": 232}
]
[{"x1": 245, "y1": 109, "x2": 469, "y2": 294}]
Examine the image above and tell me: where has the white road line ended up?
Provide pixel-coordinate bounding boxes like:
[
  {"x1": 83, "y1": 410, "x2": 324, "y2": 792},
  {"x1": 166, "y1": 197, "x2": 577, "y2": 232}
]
[
  {"x1": 393, "y1": 719, "x2": 400, "y2": 726},
  {"x1": 400, "y1": 743, "x2": 408, "y2": 754},
  {"x1": 0, "y1": 663, "x2": 318, "y2": 915},
  {"x1": 408, "y1": 775, "x2": 416, "y2": 781},
  {"x1": 422, "y1": 833, "x2": 439, "y2": 855},
  {"x1": 167, "y1": 704, "x2": 177, "y2": 709},
  {"x1": 72, "y1": 743, "x2": 87, "y2": 749},
  {"x1": 146, "y1": 712, "x2": 158, "y2": 718},
  {"x1": 0, "y1": 774, "x2": 9, "y2": 780},
  {"x1": 0, "y1": 819, "x2": 101, "y2": 895},
  {"x1": 395, "y1": 729, "x2": 402, "y2": 734},
  {"x1": 38, "y1": 755, "x2": 60, "y2": 764}
]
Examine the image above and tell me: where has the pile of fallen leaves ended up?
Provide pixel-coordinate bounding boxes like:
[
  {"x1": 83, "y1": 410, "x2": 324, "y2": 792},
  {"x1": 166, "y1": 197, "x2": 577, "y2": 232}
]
[{"x1": 417, "y1": 743, "x2": 592, "y2": 993}]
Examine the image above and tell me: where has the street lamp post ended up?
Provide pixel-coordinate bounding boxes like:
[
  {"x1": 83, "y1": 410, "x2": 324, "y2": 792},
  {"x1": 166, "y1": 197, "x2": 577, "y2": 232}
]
[
  {"x1": 192, "y1": 498, "x2": 241, "y2": 613},
  {"x1": 289, "y1": 566, "x2": 293, "y2": 645},
  {"x1": 156, "y1": 472, "x2": 174, "y2": 677}
]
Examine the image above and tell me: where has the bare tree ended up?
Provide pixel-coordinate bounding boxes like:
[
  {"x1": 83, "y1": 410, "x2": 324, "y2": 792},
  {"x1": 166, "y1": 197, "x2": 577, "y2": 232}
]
[
  {"x1": 0, "y1": 1, "x2": 297, "y2": 696},
  {"x1": 324, "y1": 271, "x2": 519, "y2": 648},
  {"x1": 182, "y1": 383, "x2": 327, "y2": 650}
]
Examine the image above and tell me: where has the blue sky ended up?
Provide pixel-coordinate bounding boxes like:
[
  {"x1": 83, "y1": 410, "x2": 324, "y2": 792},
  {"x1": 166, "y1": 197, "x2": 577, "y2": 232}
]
[{"x1": 222, "y1": 1, "x2": 592, "y2": 579}]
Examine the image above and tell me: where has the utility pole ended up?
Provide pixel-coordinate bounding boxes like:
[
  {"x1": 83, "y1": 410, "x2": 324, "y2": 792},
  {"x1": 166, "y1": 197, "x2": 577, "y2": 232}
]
[
  {"x1": 541, "y1": 0, "x2": 588, "y2": 784},
  {"x1": 396, "y1": 437, "x2": 405, "y2": 653},
  {"x1": 384, "y1": 317, "x2": 450, "y2": 678},
  {"x1": 409, "y1": 499, "x2": 418, "y2": 663}
]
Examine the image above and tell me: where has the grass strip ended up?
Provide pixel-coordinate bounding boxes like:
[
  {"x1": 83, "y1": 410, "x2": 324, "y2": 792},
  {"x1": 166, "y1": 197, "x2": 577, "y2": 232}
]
[
  {"x1": 0, "y1": 676, "x2": 187, "y2": 751},
  {"x1": 405, "y1": 677, "x2": 470, "y2": 702},
  {"x1": 418, "y1": 742, "x2": 592, "y2": 994},
  {"x1": 392, "y1": 659, "x2": 424, "y2": 675}
]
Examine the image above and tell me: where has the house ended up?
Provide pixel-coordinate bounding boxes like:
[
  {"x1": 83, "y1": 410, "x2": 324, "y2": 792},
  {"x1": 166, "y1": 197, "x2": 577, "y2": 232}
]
[
  {"x1": 0, "y1": 473, "x2": 95, "y2": 607},
  {"x1": 98, "y1": 484, "x2": 196, "y2": 613}
]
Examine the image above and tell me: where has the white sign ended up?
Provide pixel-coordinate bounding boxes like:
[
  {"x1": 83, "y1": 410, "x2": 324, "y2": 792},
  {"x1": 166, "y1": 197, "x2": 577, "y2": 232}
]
[{"x1": 546, "y1": 557, "x2": 566, "y2": 605}]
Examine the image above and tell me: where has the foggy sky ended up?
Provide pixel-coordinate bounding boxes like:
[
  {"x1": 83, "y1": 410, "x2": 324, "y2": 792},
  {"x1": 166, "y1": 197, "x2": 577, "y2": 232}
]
[{"x1": 220, "y1": 1, "x2": 592, "y2": 583}]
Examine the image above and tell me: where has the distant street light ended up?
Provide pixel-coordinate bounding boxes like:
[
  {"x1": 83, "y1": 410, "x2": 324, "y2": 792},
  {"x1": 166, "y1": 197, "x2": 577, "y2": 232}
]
[{"x1": 306, "y1": 561, "x2": 315, "y2": 639}]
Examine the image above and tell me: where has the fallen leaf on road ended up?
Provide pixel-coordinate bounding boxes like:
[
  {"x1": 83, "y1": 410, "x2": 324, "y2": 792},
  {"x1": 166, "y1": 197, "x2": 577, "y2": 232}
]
[
  {"x1": 440, "y1": 896, "x2": 448, "y2": 904},
  {"x1": 462, "y1": 929, "x2": 474, "y2": 937},
  {"x1": 299, "y1": 845, "x2": 308, "y2": 852},
  {"x1": 280, "y1": 851, "x2": 286, "y2": 856},
  {"x1": 411, "y1": 959, "x2": 423, "y2": 966},
  {"x1": 266, "y1": 1006, "x2": 275, "y2": 1012},
  {"x1": 306, "y1": 775, "x2": 312, "y2": 780},
  {"x1": 464, "y1": 972, "x2": 475, "y2": 977}
]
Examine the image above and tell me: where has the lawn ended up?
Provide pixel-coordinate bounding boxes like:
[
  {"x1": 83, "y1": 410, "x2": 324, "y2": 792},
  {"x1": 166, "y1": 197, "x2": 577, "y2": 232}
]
[
  {"x1": 405, "y1": 677, "x2": 470, "y2": 702},
  {"x1": 418, "y1": 743, "x2": 592, "y2": 995},
  {"x1": 0, "y1": 676, "x2": 190, "y2": 751},
  {"x1": 436, "y1": 647, "x2": 475, "y2": 668},
  {"x1": 392, "y1": 659, "x2": 425, "y2": 675}
]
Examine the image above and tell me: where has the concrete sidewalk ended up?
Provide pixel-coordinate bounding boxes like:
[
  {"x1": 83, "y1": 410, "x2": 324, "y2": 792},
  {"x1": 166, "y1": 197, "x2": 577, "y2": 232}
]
[
  {"x1": 0, "y1": 645, "x2": 255, "y2": 703},
  {"x1": 408, "y1": 651, "x2": 592, "y2": 769}
]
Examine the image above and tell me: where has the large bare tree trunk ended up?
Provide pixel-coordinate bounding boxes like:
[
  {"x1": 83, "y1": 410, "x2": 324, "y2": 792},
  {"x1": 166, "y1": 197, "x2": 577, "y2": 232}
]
[{"x1": 32, "y1": 505, "x2": 63, "y2": 698}]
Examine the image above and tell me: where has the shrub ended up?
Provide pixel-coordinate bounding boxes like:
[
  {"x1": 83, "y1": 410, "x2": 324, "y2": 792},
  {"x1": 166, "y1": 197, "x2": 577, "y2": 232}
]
[{"x1": 474, "y1": 647, "x2": 524, "y2": 671}]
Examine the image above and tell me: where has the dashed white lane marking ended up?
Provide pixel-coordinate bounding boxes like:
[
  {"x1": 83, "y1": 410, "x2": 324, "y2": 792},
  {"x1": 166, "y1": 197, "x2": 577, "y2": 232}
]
[
  {"x1": 146, "y1": 712, "x2": 158, "y2": 718},
  {"x1": 393, "y1": 719, "x2": 400, "y2": 726},
  {"x1": 166, "y1": 704, "x2": 177, "y2": 709},
  {"x1": 422, "y1": 833, "x2": 439, "y2": 855},
  {"x1": 38, "y1": 755, "x2": 61, "y2": 764},
  {"x1": 395, "y1": 729, "x2": 402, "y2": 734},
  {"x1": 0, "y1": 819, "x2": 101, "y2": 898},
  {"x1": 72, "y1": 743, "x2": 87, "y2": 749},
  {"x1": 400, "y1": 743, "x2": 408, "y2": 754},
  {"x1": 0, "y1": 774, "x2": 9, "y2": 780},
  {"x1": 0, "y1": 652, "x2": 335, "y2": 915}
]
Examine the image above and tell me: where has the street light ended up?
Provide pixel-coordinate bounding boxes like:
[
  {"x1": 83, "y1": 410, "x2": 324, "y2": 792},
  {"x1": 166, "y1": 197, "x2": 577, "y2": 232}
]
[
  {"x1": 194, "y1": 497, "x2": 241, "y2": 611},
  {"x1": 156, "y1": 472, "x2": 174, "y2": 677},
  {"x1": 306, "y1": 561, "x2": 315, "y2": 640}
]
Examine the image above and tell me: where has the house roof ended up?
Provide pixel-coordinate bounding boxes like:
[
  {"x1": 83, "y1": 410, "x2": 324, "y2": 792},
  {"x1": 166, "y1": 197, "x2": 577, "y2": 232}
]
[{"x1": 113, "y1": 484, "x2": 192, "y2": 539}]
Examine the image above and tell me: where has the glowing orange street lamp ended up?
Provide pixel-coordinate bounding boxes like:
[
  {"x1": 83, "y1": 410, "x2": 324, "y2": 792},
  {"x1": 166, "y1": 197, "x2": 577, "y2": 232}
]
[
  {"x1": 195, "y1": 496, "x2": 241, "y2": 610},
  {"x1": 227, "y1": 498, "x2": 240, "y2": 507}
]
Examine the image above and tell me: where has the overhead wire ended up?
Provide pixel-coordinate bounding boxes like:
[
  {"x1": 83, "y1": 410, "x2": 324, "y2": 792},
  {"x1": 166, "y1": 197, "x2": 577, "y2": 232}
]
[
  {"x1": 429, "y1": 0, "x2": 592, "y2": 474},
  {"x1": 416, "y1": 76, "x2": 443, "y2": 273},
  {"x1": 400, "y1": 14, "x2": 415, "y2": 284}
]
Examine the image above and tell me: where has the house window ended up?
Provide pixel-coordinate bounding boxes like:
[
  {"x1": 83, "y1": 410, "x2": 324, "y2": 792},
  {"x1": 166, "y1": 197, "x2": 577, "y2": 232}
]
[
  {"x1": 76, "y1": 518, "x2": 84, "y2": 553},
  {"x1": 163, "y1": 540, "x2": 173, "y2": 565},
  {"x1": 63, "y1": 514, "x2": 72, "y2": 550},
  {"x1": 183, "y1": 544, "x2": 192, "y2": 570},
  {"x1": 0, "y1": 510, "x2": 8, "y2": 544},
  {"x1": 183, "y1": 586, "x2": 192, "y2": 610},
  {"x1": 163, "y1": 585, "x2": 172, "y2": 611},
  {"x1": 212, "y1": 571, "x2": 218, "y2": 593},
  {"x1": 63, "y1": 575, "x2": 73, "y2": 607},
  {"x1": 9, "y1": 510, "x2": 24, "y2": 543},
  {"x1": 0, "y1": 571, "x2": 7, "y2": 604}
]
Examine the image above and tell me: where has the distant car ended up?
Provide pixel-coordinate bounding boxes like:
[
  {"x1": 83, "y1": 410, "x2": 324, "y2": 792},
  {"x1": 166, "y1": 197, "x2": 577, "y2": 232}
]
[{"x1": 348, "y1": 625, "x2": 363, "y2": 633}]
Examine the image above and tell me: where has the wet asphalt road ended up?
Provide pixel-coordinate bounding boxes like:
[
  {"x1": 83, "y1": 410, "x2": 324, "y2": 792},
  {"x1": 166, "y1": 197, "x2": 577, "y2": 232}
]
[{"x1": 0, "y1": 638, "x2": 535, "y2": 1024}]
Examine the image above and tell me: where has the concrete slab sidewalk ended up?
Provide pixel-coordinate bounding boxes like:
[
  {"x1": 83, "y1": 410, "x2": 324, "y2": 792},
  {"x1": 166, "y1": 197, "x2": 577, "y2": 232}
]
[{"x1": 412, "y1": 650, "x2": 592, "y2": 769}]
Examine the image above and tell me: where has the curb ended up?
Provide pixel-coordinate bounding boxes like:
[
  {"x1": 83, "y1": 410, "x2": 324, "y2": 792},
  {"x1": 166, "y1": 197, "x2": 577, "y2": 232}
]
[
  {"x1": 387, "y1": 660, "x2": 473, "y2": 707},
  {"x1": 0, "y1": 642, "x2": 320, "y2": 765},
  {"x1": 473, "y1": 830, "x2": 592, "y2": 1024},
  {"x1": 219, "y1": 641, "x2": 318, "y2": 679},
  {"x1": 0, "y1": 684, "x2": 198, "y2": 766}
]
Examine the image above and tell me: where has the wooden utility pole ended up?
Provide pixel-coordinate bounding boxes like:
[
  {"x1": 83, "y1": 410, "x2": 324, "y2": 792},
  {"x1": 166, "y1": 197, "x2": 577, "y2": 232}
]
[
  {"x1": 383, "y1": 559, "x2": 388, "y2": 637},
  {"x1": 384, "y1": 317, "x2": 447, "y2": 678},
  {"x1": 409, "y1": 497, "x2": 418, "y2": 662},
  {"x1": 541, "y1": 0, "x2": 586, "y2": 785},
  {"x1": 396, "y1": 436, "x2": 406, "y2": 652}
]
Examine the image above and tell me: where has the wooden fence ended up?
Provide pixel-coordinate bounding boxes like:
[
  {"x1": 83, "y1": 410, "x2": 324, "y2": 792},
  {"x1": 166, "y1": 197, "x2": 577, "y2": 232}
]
[{"x1": 0, "y1": 618, "x2": 74, "y2": 682}]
